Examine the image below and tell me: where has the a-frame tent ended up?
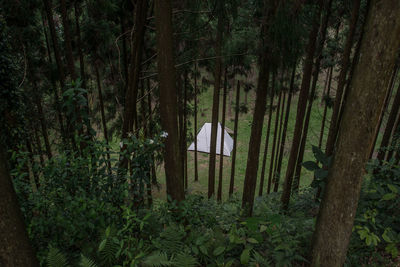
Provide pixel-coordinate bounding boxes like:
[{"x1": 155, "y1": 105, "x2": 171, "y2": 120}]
[{"x1": 188, "y1": 122, "x2": 234, "y2": 156}]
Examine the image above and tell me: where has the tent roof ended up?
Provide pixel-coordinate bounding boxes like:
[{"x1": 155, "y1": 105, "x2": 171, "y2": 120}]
[{"x1": 188, "y1": 122, "x2": 234, "y2": 156}]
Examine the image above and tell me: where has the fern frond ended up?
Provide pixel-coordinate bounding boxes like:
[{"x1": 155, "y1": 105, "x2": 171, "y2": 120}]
[
  {"x1": 142, "y1": 251, "x2": 174, "y2": 267},
  {"x1": 250, "y1": 251, "x2": 272, "y2": 267},
  {"x1": 79, "y1": 254, "x2": 98, "y2": 267},
  {"x1": 47, "y1": 245, "x2": 69, "y2": 267},
  {"x1": 173, "y1": 253, "x2": 198, "y2": 267}
]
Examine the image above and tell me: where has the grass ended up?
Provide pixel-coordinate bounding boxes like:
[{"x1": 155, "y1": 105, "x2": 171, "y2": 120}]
[{"x1": 152, "y1": 71, "x2": 333, "y2": 201}]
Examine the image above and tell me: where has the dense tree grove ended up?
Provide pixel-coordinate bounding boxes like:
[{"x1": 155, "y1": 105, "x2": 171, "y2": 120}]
[{"x1": 1, "y1": 0, "x2": 400, "y2": 266}]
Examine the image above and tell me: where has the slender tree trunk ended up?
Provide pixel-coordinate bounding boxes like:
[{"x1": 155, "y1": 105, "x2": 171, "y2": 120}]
[
  {"x1": 318, "y1": 67, "x2": 333, "y2": 148},
  {"x1": 0, "y1": 148, "x2": 40, "y2": 267},
  {"x1": 370, "y1": 66, "x2": 398, "y2": 159},
  {"x1": 281, "y1": 0, "x2": 323, "y2": 209},
  {"x1": 311, "y1": 1, "x2": 400, "y2": 264},
  {"x1": 32, "y1": 123, "x2": 45, "y2": 167},
  {"x1": 325, "y1": 0, "x2": 361, "y2": 157},
  {"x1": 194, "y1": 61, "x2": 199, "y2": 182},
  {"x1": 35, "y1": 94, "x2": 52, "y2": 159},
  {"x1": 242, "y1": 0, "x2": 276, "y2": 215},
  {"x1": 43, "y1": 0, "x2": 66, "y2": 88},
  {"x1": 229, "y1": 81, "x2": 240, "y2": 196},
  {"x1": 95, "y1": 65, "x2": 112, "y2": 172},
  {"x1": 120, "y1": 0, "x2": 148, "y2": 167},
  {"x1": 147, "y1": 78, "x2": 157, "y2": 186},
  {"x1": 268, "y1": 88, "x2": 282, "y2": 195},
  {"x1": 60, "y1": 0, "x2": 76, "y2": 80},
  {"x1": 274, "y1": 64, "x2": 296, "y2": 192},
  {"x1": 217, "y1": 69, "x2": 228, "y2": 201},
  {"x1": 25, "y1": 138, "x2": 39, "y2": 190},
  {"x1": 387, "y1": 112, "x2": 400, "y2": 160},
  {"x1": 155, "y1": 0, "x2": 184, "y2": 202},
  {"x1": 183, "y1": 71, "x2": 188, "y2": 189},
  {"x1": 74, "y1": 1, "x2": 86, "y2": 89},
  {"x1": 208, "y1": 1, "x2": 224, "y2": 198},
  {"x1": 260, "y1": 84, "x2": 274, "y2": 195},
  {"x1": 293, "y1": 0, "x2": 332, "y2": 192},
  {"x1": 273, "y1": 88, "x2": 286, "y2": 189},
  {"x1": 377, "y1": 85, "x2": 400, "y2": 161}
]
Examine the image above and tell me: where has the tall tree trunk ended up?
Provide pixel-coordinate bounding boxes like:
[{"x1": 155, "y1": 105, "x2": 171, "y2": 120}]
[
  {"x1": 194, "y1": 61, "x2": 199, "y2": 182},
  {"x1": 370, "y1": 65, "x2": 398, "y2": 159},
  {"x1": 183, "y1": 71, "x2": 188, "y2": 189},
  {"x1": 242, "y1": 0, "x2": 276, "y2": 215},
  {"x1": 318, "y1": 67, "x2": 333, "y2": 149},
  {"x1": 217, "y1": 69, "x2": 228, "y2": 201},
  {"x1": 42, "y1": 0, "x2": 66, "y2": 88},
  {"x1": 120, "y1": 0, "x2": 148, "y2": 167},
  {"x1": 208, "y1": 1, "x2": 224, "y2": 198},
  {"x1": 311, "y1": 1, "x2": 400, "y2": 264},
  {"x1": 95, "y1": 65, "x2": 112, "y2": 172},
  {"x1": 41, "y1": 12, "x2": 66, "y2": 141},
  {"x1": 32, "y1": 123, "x2": 45, "y2": 167},
  {"x1": 155, "y1": 0, "x2": 184, "y2": 202},
  {"x1": 60, "y1": 0, "x2": 76, "y2": 80},
  {"x1": 325, "y1": 0, "x2": 361, "y2": 157},
  {"x1": 147, "y1": 78, "x2": 157, "y2": 186},
  {"x1": 293, "y1": 0, "x2": 332, "y2": 191},
  {"x1": 259, "y1": 83, "x2": 274, "y2": 195},
  {"x1": 35, "y1": 94, "x2": 52, "y2": 159},
  {"x1": 268, "y1": 87, "x2": 282, "y2": 194},
  {"x1": 274, "y1": 64, "x2": 296, "y2": 192},
  {"x1": 377, "y1": 85, "x2": 400, "y2": 161},
  {"x1": 229, "y1": 81, "x2": 240, "y2": 196},
  {"x1": 387, "y1": 111, "x2": 400, "y2": 160},
  {"x1": 74, "y1": 1, "x2": 86, "y2": 89},
  {"x1": 273, "y1": 88, "x2": 286, "y2": 189},
  {"x1": 0, "y1": 148, "x2": 40, "y2": 266},
  {"x1": 281, "y1": 0, "x2": 323, "y2": 209}
]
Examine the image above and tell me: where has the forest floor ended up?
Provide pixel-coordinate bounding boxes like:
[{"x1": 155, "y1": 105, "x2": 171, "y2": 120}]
[{"x1": 150, "y1": 71, "x2": 334, "y2": 201}]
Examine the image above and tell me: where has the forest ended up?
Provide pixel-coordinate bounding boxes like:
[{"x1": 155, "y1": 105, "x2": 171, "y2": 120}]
[{"x1": 1, "y1": 0, "x2": 400, "y2": 266}]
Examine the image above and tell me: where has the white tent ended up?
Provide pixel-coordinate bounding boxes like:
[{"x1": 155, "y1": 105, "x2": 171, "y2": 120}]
[{"x1": 188, "y1": 122, "x2": 234, "y2": 156}]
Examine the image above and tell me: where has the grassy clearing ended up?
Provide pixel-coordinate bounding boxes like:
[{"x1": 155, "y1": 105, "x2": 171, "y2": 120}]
[{"x1": 153, "y1": 72, "x2": 333, "y2": 201}]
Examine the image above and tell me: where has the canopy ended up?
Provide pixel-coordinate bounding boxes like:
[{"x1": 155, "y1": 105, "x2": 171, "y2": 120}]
[{"x1": 188, "y1": 122, "x2": 234, "y2": 156}]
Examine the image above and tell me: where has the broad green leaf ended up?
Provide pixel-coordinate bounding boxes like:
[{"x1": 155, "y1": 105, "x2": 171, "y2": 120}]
[
  {"x1": 382, "y1": 193, "x2": 396, "y2": 201},
  {"x1": 302, "y1": 161, "x2": 319, "y2": 171},
  {"x1": 247, "y1": 238, "x2": 258, "y2": 244},
  {"x1": 315, "y1": 169, "x2": 329, "y2": 179},
  {"x1": 240, "y1": 248, "x2": 251, "y2": 265},
  {"x1": 213, "y1": 246, "x2": 225, "y2": 256}
]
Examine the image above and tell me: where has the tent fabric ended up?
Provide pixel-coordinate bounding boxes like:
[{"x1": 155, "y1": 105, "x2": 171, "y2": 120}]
[{"x1": 188, "y1": 122, "x2": 234, "y2": 156}]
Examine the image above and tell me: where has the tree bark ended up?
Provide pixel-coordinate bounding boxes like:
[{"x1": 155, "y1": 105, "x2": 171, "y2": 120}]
[
  {"x1": 120, "y1": 0, "x2": 148, "y2": 168},
  {"x1": 260, "y1": 85, "x2": 274, "y2": 195},
  {"x1": 60, "y1": 0, "x2": 77, "y2": 80},
  {"x1": 377, "y1": 85, "x2": 400, "y2": 161},
  {"x1": 311, "y1": 0, "x2": 400, "y2": 264},
  {"x1": 242, "y1": 0, "x2": 276, "y2": 215},
  {"x1": 281, "y1": 0, "x2": 323, "y2": 209},
  {"x1": 293, "y1": 0, "x2": 332, "y2": 191},
  {"x1": 217, "y1": 69, "x2": 228, "y2": 201},
  {"x1": 208, "y1": 1, "x2": 224, "y2": 198},
  {"x1": 274, "y1": 64, "x2": 296, "y2": 192},
  {"x1": 229, "y1": 81, "x2": 240, "y2": 196},
  {"x1": 95, "y1": 65, "x2": 112, "y2": 172},
  {"x1": 0, "y1": 148, "x2": 39, "y2": 267},
  {"x1": 325, "y1": 0, "x2": 361, "y2": 157},
  {"x1": 155, "y1": 0, "x2": 184, "y2": 202},
  {"x1": 35, "y1": 94, "x2": 52, "y2": 159},
  {"x1": 194, "y1": 61, "x2": 199, "y2": 182}
]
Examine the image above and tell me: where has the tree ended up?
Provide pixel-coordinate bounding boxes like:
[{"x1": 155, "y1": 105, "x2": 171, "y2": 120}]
[
  {"x1": 208, "y1": 0, "x2": 224, "y2": 198},
  {"x1": 324, "y1": 0, "x2": 361, "y2": 158},
  {"x1": 155, "y1": 0, "x2": 184, "y2": 202},
  {"x1": 229, "y1": 80, "x2": 240, "y2": 196},
  {"x1": 217, "y1": 69, "x2": 228, "y2": 201},
  {"x1": 242, "y1": 0, "x2": 277, "y2": 215},
  {"x1": 281, "y1": 0, "x2": 323, "y2": 209},
  {"x1": 311, "y1": 0, "x2": 400, "y2": 264}
]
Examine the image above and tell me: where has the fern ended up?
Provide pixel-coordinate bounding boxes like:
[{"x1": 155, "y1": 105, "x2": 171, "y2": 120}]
[
  {"x1": 142, "y1": 251, "x2": 174, "y2": 267},
  {"x1": 173, "y1": 253, "x2": 198, "y2": 267},
  {"x1": 47, "y1": 246, "x2": 69, "y2": 267},
  {"x1": 98, "y1": 227, "x2": 119, "y2": 264},
  {"x1": 156, "y1": 224, "x2": 186, "y2": 255},
  {"x1": 250, "y1": 251, "x2": 272, "y2": 267},
  {"x1": 79, "y1": 254, "x2": 98, "y2": 267}
]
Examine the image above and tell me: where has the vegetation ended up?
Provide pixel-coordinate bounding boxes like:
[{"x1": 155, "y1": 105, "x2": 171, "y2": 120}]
[{"x1": 1, "y1": 0, "x2": 400, "y2": 266}]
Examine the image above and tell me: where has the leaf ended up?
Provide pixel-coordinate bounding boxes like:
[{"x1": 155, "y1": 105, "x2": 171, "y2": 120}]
[
  {"x1": 240, "y1": 248, "x2": 251, "y2": 265},
  {"x1": 213, "y1": 246, "x2": 225, "y2": 256},
  {"x1": 246, "y1": 238, "x2": 258, "y2": 244},
  {"x1": 387, "y1": 184, "x2": 398, "y2": 193},
  {"x1": 302, "y1": 161, "x2": 319, "y2": 171},
  {"x1": 315, "y1": 169, "x2": 329, "y2": 180},
  {"x1": 385, "y1": 243, "x2": 399, "y2": 258},
  {"x1": 312, "y1": 146, "x2": 329, "y2": 165},
  {"x1": 259, "y1": 225, "x2": 267, "y2": 233},
  {"x1": 382, "y1": 193, "x2": 396, "y2": 201}
]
